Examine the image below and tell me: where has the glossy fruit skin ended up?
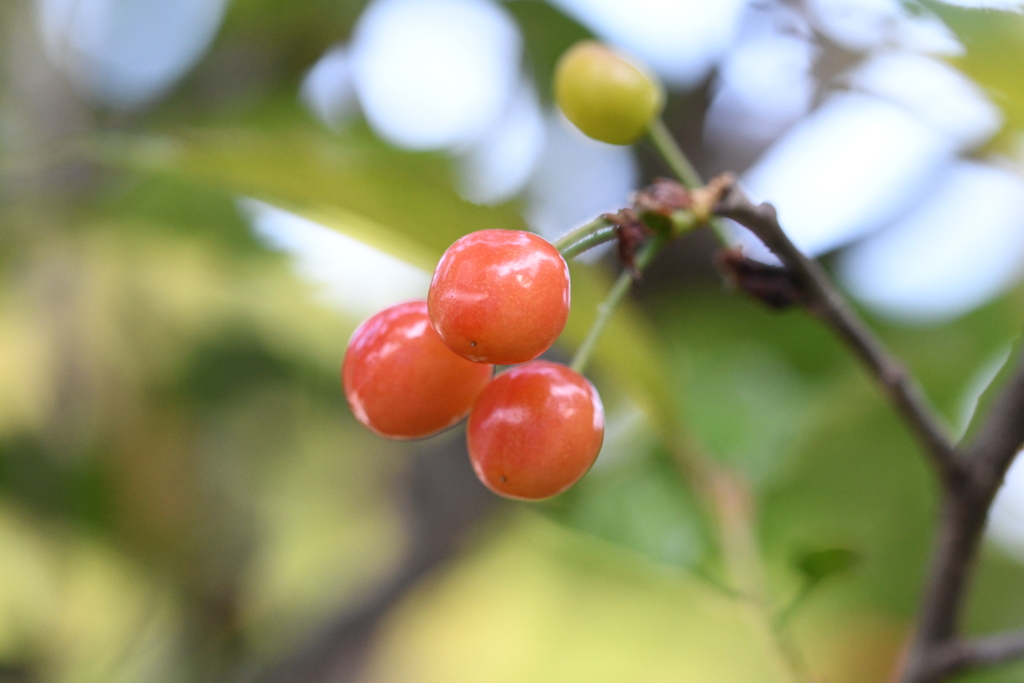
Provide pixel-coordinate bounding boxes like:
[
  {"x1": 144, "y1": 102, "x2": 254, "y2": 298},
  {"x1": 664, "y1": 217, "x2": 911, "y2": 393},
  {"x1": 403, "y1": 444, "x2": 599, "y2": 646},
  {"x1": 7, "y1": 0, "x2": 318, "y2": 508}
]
[
  {"x1": 343, "y1": 300, "x2": 493, "y2": 439},
  {"x1": 467, "y1": 361, "x2": 604, "y2": 500},
  {"x1": 554, "y1": 41, "x2": 664, "y2": 145},
  {"x1": 428, "y1": 230, "x2": 570, "y2": 365}
]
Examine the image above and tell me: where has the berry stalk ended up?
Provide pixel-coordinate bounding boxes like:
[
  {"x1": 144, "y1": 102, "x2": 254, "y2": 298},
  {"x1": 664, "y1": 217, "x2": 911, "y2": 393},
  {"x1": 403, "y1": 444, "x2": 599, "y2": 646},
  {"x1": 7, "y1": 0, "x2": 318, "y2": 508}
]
[
  {"x1": 552, "y1": 216, "x2": 611, "y2": 252},
  {"x1": 559, "y1": 226, "x2": 619, "y2": 259},
  {"x1": 646, "y1": 118, "x2": 730, "y2": 244},
  {"x1": 569, "y1": 233, "x2": 667, "y2": 374},
  {"x1": 646, "y1": 118, "x2": 702, "y2": 190}
]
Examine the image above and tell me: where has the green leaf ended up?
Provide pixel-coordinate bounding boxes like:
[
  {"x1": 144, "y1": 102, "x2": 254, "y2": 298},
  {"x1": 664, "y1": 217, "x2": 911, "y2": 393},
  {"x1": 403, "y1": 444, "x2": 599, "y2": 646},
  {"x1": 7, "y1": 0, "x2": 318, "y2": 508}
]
[
  {"x1": 794, "y1": 547, "x2": 861, "y2": 585},
  {"x1": 84, "y1": 125, "x2": 526, "y2": 259},
  {"x1": 677, "y1": 345, "x2": 815, "y2": 488},
  {"x1": 542, "y1": 448, "x2": 707, "y2": 568}
]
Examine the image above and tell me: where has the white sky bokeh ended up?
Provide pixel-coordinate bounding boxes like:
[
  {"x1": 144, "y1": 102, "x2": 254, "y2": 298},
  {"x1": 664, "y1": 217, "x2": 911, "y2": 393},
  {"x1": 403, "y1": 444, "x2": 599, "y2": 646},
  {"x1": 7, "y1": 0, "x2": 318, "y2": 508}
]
[
  {"x1": 35, "y1": 0, "x2": 228, "y2": 109},
  {"x1": 739, "y1": 92, "x2": 956, "y2": 257},
  {"x1": 935, "y1": 0, "x2": 1024, "y2": 8},
  {"x1": 806, "y1": 0, "x2": 964, "y2": 54},
  {"x1": 546, "y1": 0, "x2": 749, "y2": 87},
  {"x1": 349, "y1": 0, "x2": 521, "y2": 150},
  {"x1": 46, "y1": 0, "x2": 1023, "y2": 327},
  {"x1": 454, "y1": 79, "x2": 547, "y2": 205},
  {"x1": 524, "y1": 113, "x2": 638, "y2": 245},
  {"x1": 300, "y1": 45, "x2": 358, "y2": 131},
  {"x1": 847, "y1": 51, "x2": 1001, "y2": 150},
  {"x1": 239, "y1": 199, "x2": 431, "y2": 318},
  {"x1": 837, "y1": 162, "x2": 1024, "y2": 323},
  {"x1": 704, "y1": 32, "x2": 817, "y2": 151},
  {"x1": 987, "y1": 450, "x2": 1024, "y2": 563}
]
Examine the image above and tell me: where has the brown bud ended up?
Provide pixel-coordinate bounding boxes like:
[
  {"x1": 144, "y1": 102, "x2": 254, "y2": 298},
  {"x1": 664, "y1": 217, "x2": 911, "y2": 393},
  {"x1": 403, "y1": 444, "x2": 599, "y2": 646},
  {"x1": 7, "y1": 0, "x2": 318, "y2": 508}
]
[{"x1": 716, "y1": 248, "x2": 804, "y2": 310}]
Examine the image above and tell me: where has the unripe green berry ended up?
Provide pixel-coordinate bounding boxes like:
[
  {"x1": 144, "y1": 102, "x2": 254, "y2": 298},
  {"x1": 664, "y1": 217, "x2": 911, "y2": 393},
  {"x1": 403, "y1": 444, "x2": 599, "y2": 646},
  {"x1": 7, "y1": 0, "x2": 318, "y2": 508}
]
[{"x1": 554, "y1": 41, "x2": 664, "y2": 146}]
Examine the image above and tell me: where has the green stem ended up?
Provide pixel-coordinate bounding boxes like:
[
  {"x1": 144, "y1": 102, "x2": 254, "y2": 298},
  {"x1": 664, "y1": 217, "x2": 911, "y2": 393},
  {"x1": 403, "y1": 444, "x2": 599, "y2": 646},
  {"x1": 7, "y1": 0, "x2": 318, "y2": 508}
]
[
  {"x1": 553, "y1": 217, "x2": 610, "y2": 252},
  {"x1": 570, "y1": 234, "x2": 667, "y2": 374},
  {"x1": 560, "y1": 227, "x2": 618, "y2": 260},
  {"x1": 565, "y1": 122, "x2": 724, "y2": 376},
  {"x1": 774, "y1": 580, "x2": 816, "y2": 630},
  {"x1": 646, "y1": 118, "x2": 702, "y2": 189},
  {"x1": 646, "y1": 118, "x2": 730, "y2": 245}
]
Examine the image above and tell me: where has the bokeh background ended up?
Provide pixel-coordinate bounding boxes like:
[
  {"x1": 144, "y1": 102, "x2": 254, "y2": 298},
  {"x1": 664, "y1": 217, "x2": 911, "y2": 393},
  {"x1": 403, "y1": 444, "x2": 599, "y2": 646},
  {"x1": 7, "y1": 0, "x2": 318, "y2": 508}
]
[{"x1": 3, "y1": 0, "x2": 1024, "y2": 681}]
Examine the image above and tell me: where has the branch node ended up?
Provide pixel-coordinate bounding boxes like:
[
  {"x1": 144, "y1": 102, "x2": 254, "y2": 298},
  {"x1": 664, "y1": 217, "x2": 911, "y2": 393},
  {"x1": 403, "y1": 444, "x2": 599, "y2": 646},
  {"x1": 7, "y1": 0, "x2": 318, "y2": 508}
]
[
  {"x1": 711, "y1": 176, "x2": 958, "y2": 482},
  {"x1": 600, "y1": 209, "x2": 651, "y2": 276},
  {"x1": 881, "y1": 365, "x2": 909, "y2": 391},
  {"x1": 715, "y1": 248, "x2": 803, "y2": 310},
  {"x1": 691, "y1": 173, "x2": 734, "y2": 224}
]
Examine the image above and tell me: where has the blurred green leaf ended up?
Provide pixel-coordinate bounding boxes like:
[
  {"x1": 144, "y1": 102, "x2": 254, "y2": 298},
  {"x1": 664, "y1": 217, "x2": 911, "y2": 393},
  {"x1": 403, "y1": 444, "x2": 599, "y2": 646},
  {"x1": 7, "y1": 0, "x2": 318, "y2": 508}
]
[
  {"x1": 923, "y1": 1, "x2": 1024, "y2": 147},
  {"x1": 649, "y1": 282, "x2": 1024, "y2": 618},
  {"x1": 542, "y1": 449, "x2": 707, "y2": 568},
  {"x1": 676, "y1": 344, "x2": 816, "y2": 488},
  {"x1": 0, "y1": 435, "x2": 110, "y2": 531},
  {"x1": 85, "y1": 125, "x2": 525, "y2": 259},
  {"x1": 795, "y1": 547, "x2": 861, "y2": 585}
]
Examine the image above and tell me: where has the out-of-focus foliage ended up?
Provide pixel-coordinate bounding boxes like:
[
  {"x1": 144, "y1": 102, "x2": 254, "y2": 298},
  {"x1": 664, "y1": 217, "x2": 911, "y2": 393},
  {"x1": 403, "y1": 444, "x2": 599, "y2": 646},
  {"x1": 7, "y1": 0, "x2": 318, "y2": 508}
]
[{"x1": 3, "y1": 0, "x2": 1024, "y2": 682}]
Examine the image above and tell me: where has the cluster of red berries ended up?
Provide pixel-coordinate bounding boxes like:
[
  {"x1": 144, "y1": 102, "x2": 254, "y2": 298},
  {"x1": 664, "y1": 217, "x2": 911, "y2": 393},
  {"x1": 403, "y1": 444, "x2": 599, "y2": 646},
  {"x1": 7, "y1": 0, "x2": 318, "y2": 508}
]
[
  {"x1": 343, "y1": 40, "x2": 665, "y2": 499},
  {"x1": 342, "y1": 229, "x2": 604, "y2": 500}
]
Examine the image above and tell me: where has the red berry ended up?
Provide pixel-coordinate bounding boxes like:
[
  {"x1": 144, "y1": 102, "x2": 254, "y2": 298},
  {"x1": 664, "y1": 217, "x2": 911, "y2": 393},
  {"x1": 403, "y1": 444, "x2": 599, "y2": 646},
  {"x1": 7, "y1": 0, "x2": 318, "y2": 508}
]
[
  {"x1": 467, "y1": 361, "x2": 604, "y2": 500},
  {"x1": 428, "y1": 230, "x2": 571, "y2": 365},
  {"x1": 343, "y1": 300, "x2": 493, "y2": 439}
]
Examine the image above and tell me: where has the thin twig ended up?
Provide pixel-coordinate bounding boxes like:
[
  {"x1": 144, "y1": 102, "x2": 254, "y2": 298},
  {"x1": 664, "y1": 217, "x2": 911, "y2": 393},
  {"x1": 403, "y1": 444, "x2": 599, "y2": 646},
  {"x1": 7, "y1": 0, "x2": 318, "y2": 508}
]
[
  {"x1": 706, "y1": 468, "x2": 812, "y2": 683},
  {"x1": 774, "y1": 580, "x2": 815, "y2": 630},
  {"x1": 712, "y1": 177, "x2": 962, "y2": 484}
]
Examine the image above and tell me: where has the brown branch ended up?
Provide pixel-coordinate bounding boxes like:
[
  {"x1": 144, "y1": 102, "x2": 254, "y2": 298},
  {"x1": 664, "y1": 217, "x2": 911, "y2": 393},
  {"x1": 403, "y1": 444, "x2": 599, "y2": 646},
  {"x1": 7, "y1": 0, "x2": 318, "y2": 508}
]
[
  {"x1": 966, "y1": 355, "x2": 1024, "y2": 490},
  {"x1": 898, "y1": 349, "x2": 1024, "y2": 683},
  {"x1": 707, "y1": 173, "x2": 1024, "y2": 683},
  {"x1": 895, "y1": 351, "x2": 1024, "y2": 682},
  {"x1": 899, "y1": 493, "x2": 990, "y2": 682},
  {"x1": 932, "y1": 629, "x2": 1024, "y2": 675},
  {"x1": 712, "y1": 176, "x2": 963, "y2": 485}
]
